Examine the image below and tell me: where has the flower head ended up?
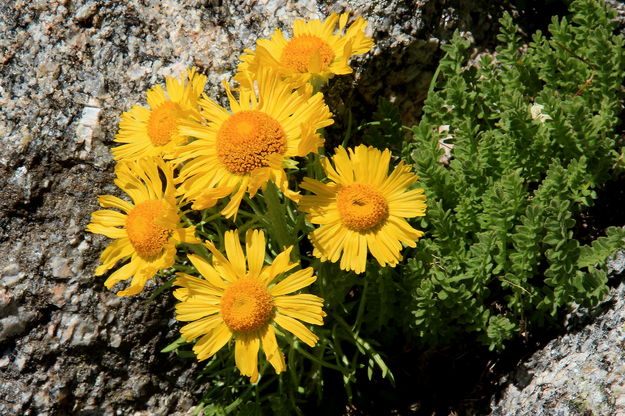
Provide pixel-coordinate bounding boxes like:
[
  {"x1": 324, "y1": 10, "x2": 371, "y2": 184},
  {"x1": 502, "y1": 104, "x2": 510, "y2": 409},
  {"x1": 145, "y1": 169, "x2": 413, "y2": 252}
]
[
  {"x1": 235, "y1": 13, "x2": 373, "y2": 89},
  {"x1": 299, "y1": 145, "x2": 427, "y2": 274},
  {"x1": 174, "y1": 230, "x2": 325, "y2": 382},
  {"x1": 176, "y1": 68, "x2": 333, "y2": 218},
  {"x1": 112, "y1": 68, "x2": 207, "y2": 161},
  {"x1": 87, "y1": 157, "x2": 199, "y2": 296}
]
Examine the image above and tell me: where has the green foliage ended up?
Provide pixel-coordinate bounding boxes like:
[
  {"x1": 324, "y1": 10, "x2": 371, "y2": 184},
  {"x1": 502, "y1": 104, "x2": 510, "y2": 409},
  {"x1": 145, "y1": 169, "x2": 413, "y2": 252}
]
[
  {"x1": 360, "y1": 97, "x2": 405, "y2": 153},
  {"x1": 403, "y1": 0, "x2": 625, "y2": 350}
]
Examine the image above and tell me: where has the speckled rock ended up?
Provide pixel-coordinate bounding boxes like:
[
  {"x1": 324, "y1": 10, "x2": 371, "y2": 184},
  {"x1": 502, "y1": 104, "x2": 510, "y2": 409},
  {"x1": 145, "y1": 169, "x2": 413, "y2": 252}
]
[
  {"x1": 490, "y1": 254, "x2": 625, "y2": 416},
  {"x1": 0, "y1": 0, "x2": 509, "y2": 414}
]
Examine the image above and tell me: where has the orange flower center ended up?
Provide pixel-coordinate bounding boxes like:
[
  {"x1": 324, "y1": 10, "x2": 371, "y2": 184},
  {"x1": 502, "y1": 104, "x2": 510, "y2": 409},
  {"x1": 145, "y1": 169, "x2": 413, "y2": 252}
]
[
  {"x1": 147, "y1": 101, "x2": 183, "y2": 146},
  {"x1": 215, "y1": 110, "x2": 287, "y2": 175},
  {"x1": 336, "y1": 183, "x2": 389, "y2": 232},
  {"x1": 220, "y1": 278, "x2": 274, "y2": 333},
  {"x1": 125, "y1": 200, "x2": 174, "y2": 257},
  {"x1": 280, "y1": 35, "x2": 335, "y2": 73}
]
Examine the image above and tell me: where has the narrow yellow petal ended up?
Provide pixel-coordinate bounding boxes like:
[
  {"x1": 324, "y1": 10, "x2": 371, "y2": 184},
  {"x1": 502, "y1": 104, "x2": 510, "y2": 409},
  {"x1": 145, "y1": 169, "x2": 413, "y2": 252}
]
[
  {"x1": 172, "y1": 227, "x2": 199, "y2": 246},
  {"x1": 388, "y1": 190, "x2": 427, "y2": 218},
  {"x1": 203, "y1": 241, "x2": 239, "y2": 283},
  {"x1": 224, "y1": 230, "x2": 246, "y2": 277},
  {"x1": 245, "y1": 229, "x2": 266, "y2": 279},
  {"x1": 116, "y1": 273, "x2": 150, "y2": 296},
  {"x1": 366, "y1": 229, "x2": 402, "y2": 268},
  {"x1": 186, "y1": 254, "x2": 228, "y2": 289},
  {"x1": 386, "y1": 217, "x2": 425, "y2": 247},
  {"x1": 180, "y1": 315, "x2": 223, "y2": 341},
  {"x1": 175, "y1": 297, "x2": 222, "y2": 321},
  {"x1": 261, "y1": 325, "x2": 286, "y2": 374},
  {"x1": 235, "y1": 334, "x2": 260, "y2": 382},
  {"x1": 269, "y1": 268, "x2": 315, "y2": 296},
  {"x1": 173, "y1": 287, "x2": 190, "y2": 301},
  {"x1": 275, "y1": 294, "x2": 325, "y2": 325},
  {"x1": 299, "y1": 177, "x2": 336, "y2": 199},
  {"x1": 261, "y1": 246, "x2": 297, "y2": 285},
  {"x1": 309, "y1": 222, "x2": 349, "y2": 263},
  {"x1": 97, "y1": 239, "x2": 133, "y2": 272},
  {"x1": 194, "y1": 323, "x2": 232, "y2": 361},
  {"x1": 338, "y1": 232, "x2": 367, "y2": 274},
  {"x1": 146, "y1": 84, "x2": 166, "y2": 109},
  {"x1": 221, "y1": 181, "x2": 247, "y2": 219},
  {"x1": 274, "y1": 314, "x2": 318, "y2": 347},
  {"x1": 90, "y1": 210, "x2": 127, "y2": 226},
  {"x1": 174, "y1": 273, "x2": 225, "y2": 296},
  {"x1": 86, "y1": 223, "x2": 127, "y2": 239},
  {"x1": 103, "y1": 260, "x2": 138, "y2": 287}
]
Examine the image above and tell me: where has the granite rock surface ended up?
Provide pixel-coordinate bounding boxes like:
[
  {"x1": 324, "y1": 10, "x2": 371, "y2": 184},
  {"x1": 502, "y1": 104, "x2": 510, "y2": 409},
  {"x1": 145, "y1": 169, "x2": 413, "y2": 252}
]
[
  {"x1": 489, "y1": 255, "x2": 625, "y2": 416},
  {"x1": 0, "y1": 0, "x2": 508, "y2": 414}
]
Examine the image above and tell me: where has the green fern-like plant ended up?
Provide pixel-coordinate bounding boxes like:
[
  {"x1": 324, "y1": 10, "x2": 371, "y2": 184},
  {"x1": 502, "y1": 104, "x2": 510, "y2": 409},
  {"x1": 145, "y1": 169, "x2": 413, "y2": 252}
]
[{"x1": 402, "y1": 0, "x2": 625, "y2": 350}]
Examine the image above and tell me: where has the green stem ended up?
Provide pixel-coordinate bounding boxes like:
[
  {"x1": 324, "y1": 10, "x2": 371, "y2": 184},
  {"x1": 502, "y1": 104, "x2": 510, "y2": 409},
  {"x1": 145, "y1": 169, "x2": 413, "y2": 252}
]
[
  {"x1": 285, "y1": 335, "x2": 349, "y2": 375},
  {"x1": 340, "y1": 109, "x2": 353, "y2": 148},
  {"x1": 263, "y1": 183, "x2": 297, "y2": 255},
  {"x1": 353, "y1": 277, "x2": 368, "y2": 334},
  {"x1": 428, "y1": 58, "x2": 443, "y2": 97},
  {"x1": 334, "y1": 314, "x2": 395, "y2": 385}
]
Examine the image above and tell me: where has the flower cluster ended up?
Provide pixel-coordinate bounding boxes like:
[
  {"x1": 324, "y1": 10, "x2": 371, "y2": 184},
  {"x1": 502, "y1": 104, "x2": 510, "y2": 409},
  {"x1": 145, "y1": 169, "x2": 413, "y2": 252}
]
[{"x1": 87, "y1": 13, "x2": 426, "y2": 383}]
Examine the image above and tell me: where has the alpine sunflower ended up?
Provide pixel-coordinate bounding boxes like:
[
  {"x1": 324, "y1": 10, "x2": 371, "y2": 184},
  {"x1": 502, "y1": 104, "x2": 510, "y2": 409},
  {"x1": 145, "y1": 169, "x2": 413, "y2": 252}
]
[
  {"x1": 176, "y1": 67, "x2": 333, "y2": 218},
  {"x1": 299, "y1": 145, "x2": 427, "y2": 274},
  {"x1": 112, "y1": 67, "x2": 207, "y2": 161},
  {"x1": 235, "y1": 13, "x2": 373, "y2": 89},
  {"x1": 87, "y1": 157, "x2": 199, "y2": 296},
  {"x1": 173, "y1": 229, "x2": 325, "y2": 382}
]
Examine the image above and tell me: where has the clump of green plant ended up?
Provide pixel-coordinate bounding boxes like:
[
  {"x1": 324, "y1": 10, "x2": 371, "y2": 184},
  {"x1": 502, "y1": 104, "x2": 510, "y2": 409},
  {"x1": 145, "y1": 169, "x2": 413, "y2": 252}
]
[{"x1": 402, "y1": 0, "x2": 625, "y2": 350}]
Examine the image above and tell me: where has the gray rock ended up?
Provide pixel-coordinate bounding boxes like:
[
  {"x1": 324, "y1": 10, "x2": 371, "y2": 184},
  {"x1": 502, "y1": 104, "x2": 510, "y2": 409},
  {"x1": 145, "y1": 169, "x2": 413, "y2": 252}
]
[
  {"x1": 608, "y1": 249, "x2": 625, "y2": 277},
  {"x1": 490, "y1": 273, "x2": 625, "y2": 416}
]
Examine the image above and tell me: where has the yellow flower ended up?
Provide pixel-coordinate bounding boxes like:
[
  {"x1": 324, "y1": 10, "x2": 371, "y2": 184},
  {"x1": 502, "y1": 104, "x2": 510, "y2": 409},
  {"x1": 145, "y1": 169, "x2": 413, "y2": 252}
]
[
  {"x1": 87, "y1": 158, "x2": 199, "y2": 296},
  {"x1": 112, "y1": 68, "x2": 207, "y2": 161},
  {"x1": 299, "y1": 145, "x2": 427, "y2": 274},
  {"x1": 235, "y1": 13, "x2": 373, "y2": 89},
  {"x1": 176, "y1": 68, "x2": 333, "y2": 218},
  {"x1": 173, "y1": 229, "x2": 325, "y2": 382}
]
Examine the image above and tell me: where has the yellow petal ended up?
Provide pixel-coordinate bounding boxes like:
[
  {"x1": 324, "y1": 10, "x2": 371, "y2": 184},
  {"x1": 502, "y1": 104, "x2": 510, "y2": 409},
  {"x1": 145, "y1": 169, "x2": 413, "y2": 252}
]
[
  {"x1": 224, "y1": 230, "x2": 246, "y2": 277},
  {"x1": 186, "y1": 254, "x2": 228, "y2": 289},
  {"x1": 180, "y1": 315, "x2": 223, "y2": 341},
  {"x1": 194, "y1": 323, "x2": 232, "y2": 361},
  {"x1": 191, "y1": 186, "x2": 234, "y2": 210},
  {"x1": 338, "y1": 231, "x2": 367, "y2": 274},
  {"x1": 103, "y1": 260, "x2": 139, "y2": 288},
  {"x1": 274, "y1": 314, "x2": 318, "y2": 347},
  {"x1": 299, "y1": 177, "x2": 336, "y2": 199},
  {"x1": 275, "y1": 294, "x2": 325, "y2": 325},
  {"x1": 261, "y1": 325, "x2": 286, "y2": 374},
  {"x1": 203, "y1": 241, "x2": 239, "y2": 283},
  {"x1": 90, "y1": 210, "x2": 127, "y2": 227},
  {"x1": 116, "y1": 274, "x2": 150, "y2": 296},
  {"x1": 173, "y1": 227, "x2": 201, "y2": 245},
  {"x1": 366, "y1": 228, "x2": 402, "y2": 268},
  {"x1": 269, "y1": 268, "x2": 315, "y2": 296},
  {"x1": 221, "y1": 181, "x2": 248, "y2": 219},
  {"x1": 309, "y1": 222, "x2": 348, "y2": 263},
  {"x1": 235, "y1": 334, "x2": 260, "y2": 382},
  {"x1": 86, "y1": 223, "x2": 127, "y2": 239},
  {"x1": 98, "y1": 195, "x2": 133, "y2": 213},
  {"x1": 245, "y1": 229, "x2": 266, "y2": 279},
  {"x1": 175, "y1": 297, "x2": 221, "y2": 321},
  {"x1": 97, "y1": 239, "x2": 134, "y2": 273},
  {"x1": 261, "y1": 246, "x2": 297, "y2": 285}
]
